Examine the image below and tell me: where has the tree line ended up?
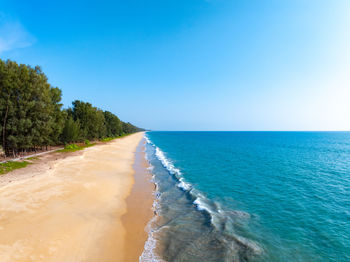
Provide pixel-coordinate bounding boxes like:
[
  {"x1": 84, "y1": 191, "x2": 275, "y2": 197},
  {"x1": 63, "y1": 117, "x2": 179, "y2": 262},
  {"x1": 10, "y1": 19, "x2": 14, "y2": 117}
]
[{"x1": 0, "y1": 59, "x2": 143, "y2": 157}]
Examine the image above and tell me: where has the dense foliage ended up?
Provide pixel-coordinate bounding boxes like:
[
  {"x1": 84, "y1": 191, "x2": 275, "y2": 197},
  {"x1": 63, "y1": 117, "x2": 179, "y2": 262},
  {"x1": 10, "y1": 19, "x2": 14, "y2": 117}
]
[{"x1": 0, "y1": 59, "x2": 143, "y2": 157}]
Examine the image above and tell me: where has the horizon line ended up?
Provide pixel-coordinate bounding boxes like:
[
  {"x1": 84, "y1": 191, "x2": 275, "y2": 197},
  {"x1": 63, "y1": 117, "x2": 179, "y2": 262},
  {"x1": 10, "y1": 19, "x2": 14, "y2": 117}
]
[{"x1": 145, "y1": 130, "x2": 350, "y2": 132}]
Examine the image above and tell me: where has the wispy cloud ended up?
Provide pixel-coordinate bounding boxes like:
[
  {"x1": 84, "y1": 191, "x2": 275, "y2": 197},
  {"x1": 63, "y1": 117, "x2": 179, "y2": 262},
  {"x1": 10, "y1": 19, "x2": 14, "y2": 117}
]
[{"x1": 0, "y1": 15, "x2": 36, "y2": 54}]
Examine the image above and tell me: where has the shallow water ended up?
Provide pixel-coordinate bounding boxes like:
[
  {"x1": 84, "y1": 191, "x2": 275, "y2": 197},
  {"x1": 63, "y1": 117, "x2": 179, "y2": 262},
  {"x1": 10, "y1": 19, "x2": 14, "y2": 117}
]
[{"x1": 141, "y1": 131, "x2": 350, "y2": 262}]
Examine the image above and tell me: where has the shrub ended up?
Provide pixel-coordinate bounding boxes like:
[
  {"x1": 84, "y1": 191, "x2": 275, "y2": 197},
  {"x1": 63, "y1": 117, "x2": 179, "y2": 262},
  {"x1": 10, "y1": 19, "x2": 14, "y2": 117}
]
[
  {"x1": 65, "y1": 144, "x2": 80, "y2": 150},
  {"x1": 0, "y1": 161, "x2": 30, "y2": 175}
]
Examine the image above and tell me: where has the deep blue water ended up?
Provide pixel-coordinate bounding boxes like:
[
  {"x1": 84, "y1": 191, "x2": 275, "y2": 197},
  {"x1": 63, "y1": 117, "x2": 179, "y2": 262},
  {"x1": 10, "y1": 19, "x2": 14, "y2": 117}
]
[{"x1": 142, "y1": 131, "x2": 350, "y2": 262}]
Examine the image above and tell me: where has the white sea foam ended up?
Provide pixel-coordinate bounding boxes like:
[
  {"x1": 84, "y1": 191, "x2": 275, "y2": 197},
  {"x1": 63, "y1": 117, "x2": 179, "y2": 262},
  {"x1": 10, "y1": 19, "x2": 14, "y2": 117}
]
[
  {"x1": 140, "y1": 218, "x2": 163, "y2": 262},
  {"x1": 193, "y1": 196, "x2": 211, "y2": 212},
  {"x1": 140, "y1": 135, "x2": 163, "y2": 262},
  {"x1": 154, "y1": 146, "x2": 193, "y2": 191},
  {"x1": 154, "y1": 147, "x2": 179, "y2": 175},
  {"x1": 151, "y1": 140, "x2": 220, "y2": 225},
  {"x1": 142, "y1": 134, "x2": 262, "y2": 257},
  {"x1": 193, "y1": 194, "x2": 222, "y2": 227},
  {"x1": 140, "y1": 205, "x2": 164, "y2": 262},
  {"x1": 140, "y1": 186, "x2": 165, "y2": 262},
  {"x1": 144, "y1": 134, "x2": 153, "y2": 146},
  {"x1": 177, "y1": 179, "x2": 192, "y2": 190}
]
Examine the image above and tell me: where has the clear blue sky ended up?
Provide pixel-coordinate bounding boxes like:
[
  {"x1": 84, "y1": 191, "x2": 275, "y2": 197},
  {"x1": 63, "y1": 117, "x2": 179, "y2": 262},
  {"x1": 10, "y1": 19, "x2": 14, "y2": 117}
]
[{"x1": 1, "y1": 0, "x2": 350, "y2": 131}]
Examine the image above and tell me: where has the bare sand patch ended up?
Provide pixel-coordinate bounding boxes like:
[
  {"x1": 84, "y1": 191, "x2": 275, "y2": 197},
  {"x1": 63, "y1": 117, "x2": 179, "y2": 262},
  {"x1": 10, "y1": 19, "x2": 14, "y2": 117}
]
[{"x1": 0, "y1": 132, "x2": 144, "y2": 262}]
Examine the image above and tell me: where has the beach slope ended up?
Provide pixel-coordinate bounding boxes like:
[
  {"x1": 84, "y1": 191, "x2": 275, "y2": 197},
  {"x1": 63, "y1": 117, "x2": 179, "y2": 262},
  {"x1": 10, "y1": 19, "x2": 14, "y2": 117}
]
[{"x1": 0, "y1": 132, "x2": 144, "y2": 262}]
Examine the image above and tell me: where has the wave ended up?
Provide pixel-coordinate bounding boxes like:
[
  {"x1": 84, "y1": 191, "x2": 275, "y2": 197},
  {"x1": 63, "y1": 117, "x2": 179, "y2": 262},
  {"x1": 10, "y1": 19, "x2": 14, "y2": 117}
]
[
  {"x1": 144, "y1": 135, "x2": 153, "y2": 146},
  {"x1": 140, "y1": 134, "x2": 163, "y2": 262},
  {"x1": 142, "y1": 133, "x2": 262, "y2": 259},
  {"x1": 154, "y1": 147, "x2": 192, "y2": 191},
  {"x1": 140, "y1": 193, "x2": 163, "y2": 262}
]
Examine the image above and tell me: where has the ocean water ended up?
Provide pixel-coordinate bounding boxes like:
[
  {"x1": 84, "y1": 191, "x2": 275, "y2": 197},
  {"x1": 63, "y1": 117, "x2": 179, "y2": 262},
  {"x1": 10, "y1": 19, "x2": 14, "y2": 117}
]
[{"x1": 141, "y1": 131, "x2": 350, "y2": 262}]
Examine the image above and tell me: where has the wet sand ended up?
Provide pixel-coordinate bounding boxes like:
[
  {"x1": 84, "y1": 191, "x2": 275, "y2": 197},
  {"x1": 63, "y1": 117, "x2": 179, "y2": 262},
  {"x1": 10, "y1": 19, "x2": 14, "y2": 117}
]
[
  {"x1": 122, "y1": 140, "x2": 154, "y2": 261},
  {"x1": 0, "y1": 132, "x2": 148, "y2": 262}
]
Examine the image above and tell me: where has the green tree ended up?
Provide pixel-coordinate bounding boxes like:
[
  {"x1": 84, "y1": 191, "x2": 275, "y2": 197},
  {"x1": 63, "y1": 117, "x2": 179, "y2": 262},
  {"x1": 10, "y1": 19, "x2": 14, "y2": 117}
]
[
  {"x1": 0, "y1": 58, "x2": 143, "y2": 157},
  {"x1": 49, "y1": 87, "x2": 65, "y2": 145},
  {"x1": 0, "y1": 60, "x2": 17, "y2": 155},
  {"x1": 70, "y1": 100, "x2": 106, "y2": 140},
  {"x1": 104, "y1": 111, "x2": 122, "y2": 137},
  {"x1": 61, "y1": 116, "x2": 81, "y2": 143},
  {"x1": 0, "y1": 59, "x2": 65, "y2": 156}
]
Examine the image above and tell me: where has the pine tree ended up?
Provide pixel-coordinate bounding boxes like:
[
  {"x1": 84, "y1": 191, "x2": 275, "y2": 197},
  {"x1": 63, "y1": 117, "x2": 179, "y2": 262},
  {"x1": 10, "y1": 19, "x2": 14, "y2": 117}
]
[
  {"x1": 61, "y1": 116, "x2": 81, "y2": 143},
  {"x1": 0, "y1": 58, "x2": 143, "y2": 157}
]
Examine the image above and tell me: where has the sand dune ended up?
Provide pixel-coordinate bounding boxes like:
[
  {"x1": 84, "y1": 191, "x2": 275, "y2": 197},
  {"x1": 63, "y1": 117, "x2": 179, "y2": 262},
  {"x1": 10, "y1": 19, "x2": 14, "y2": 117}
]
[{"x1": 0, "y1": 132, "x2": 144, "y2": 262}]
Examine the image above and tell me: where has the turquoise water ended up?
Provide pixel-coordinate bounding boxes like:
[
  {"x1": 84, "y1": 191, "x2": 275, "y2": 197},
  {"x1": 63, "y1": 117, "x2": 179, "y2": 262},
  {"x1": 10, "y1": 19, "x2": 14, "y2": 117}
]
[{"x1": 142, "y1": 131, "x2": 350, "y2": 262}]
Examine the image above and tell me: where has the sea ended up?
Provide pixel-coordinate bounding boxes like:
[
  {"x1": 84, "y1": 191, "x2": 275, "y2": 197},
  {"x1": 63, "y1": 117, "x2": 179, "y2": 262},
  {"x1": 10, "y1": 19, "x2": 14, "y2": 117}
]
[{"x1": 140, "y1": 131, "x2": 350, "y2": 262}]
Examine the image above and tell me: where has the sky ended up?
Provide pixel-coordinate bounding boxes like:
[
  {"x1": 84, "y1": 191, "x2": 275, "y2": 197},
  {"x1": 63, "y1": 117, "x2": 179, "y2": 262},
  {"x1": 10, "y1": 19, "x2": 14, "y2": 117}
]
[{"x1": 1, "y1": 0, "x2": 350, "y2": 131}]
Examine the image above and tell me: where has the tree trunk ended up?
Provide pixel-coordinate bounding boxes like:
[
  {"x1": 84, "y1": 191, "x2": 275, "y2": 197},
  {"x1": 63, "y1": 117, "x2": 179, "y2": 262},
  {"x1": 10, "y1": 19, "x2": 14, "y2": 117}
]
[{"x1": 2, "y1": 103, "x2": 9, "y2": 155}]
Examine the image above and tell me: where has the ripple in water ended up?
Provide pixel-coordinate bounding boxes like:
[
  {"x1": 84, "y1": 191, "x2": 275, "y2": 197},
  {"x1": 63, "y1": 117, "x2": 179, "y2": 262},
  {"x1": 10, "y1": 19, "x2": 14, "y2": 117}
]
[
  {"x1": 141, "y1": 134, "x2": 262, "y2": 262},
  {"x1": 141, "y1": 132, "x2": 350, "y2": 262}
]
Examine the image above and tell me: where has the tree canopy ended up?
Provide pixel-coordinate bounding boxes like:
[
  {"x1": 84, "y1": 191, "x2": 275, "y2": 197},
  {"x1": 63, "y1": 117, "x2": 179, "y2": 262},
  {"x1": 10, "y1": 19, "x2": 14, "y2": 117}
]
[{"x1": 0, "y1": 59, "x2": 143, "y2": 157}]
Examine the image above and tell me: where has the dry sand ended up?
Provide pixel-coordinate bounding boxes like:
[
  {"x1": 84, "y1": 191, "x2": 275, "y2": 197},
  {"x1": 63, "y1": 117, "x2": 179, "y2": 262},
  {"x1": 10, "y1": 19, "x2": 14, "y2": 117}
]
[{"x1": 0, "y1": 132, "x2": 150, "y2": 262}]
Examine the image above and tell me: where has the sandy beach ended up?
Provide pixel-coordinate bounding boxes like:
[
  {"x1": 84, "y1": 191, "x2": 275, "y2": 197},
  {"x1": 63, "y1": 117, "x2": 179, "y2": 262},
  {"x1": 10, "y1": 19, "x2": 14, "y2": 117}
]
[{"x1": 0, "y1": 132, "x2": 153, "y2": 262}]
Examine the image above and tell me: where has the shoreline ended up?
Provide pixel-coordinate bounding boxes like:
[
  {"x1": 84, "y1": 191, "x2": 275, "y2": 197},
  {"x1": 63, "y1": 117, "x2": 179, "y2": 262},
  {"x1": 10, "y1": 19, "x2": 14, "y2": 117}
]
[
  {"x1": 0, "y1": 132, "x2": 147, "y2": 262},
  {"x1": 122, "y1": 138, "x2": 155, "y2": 261}
]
